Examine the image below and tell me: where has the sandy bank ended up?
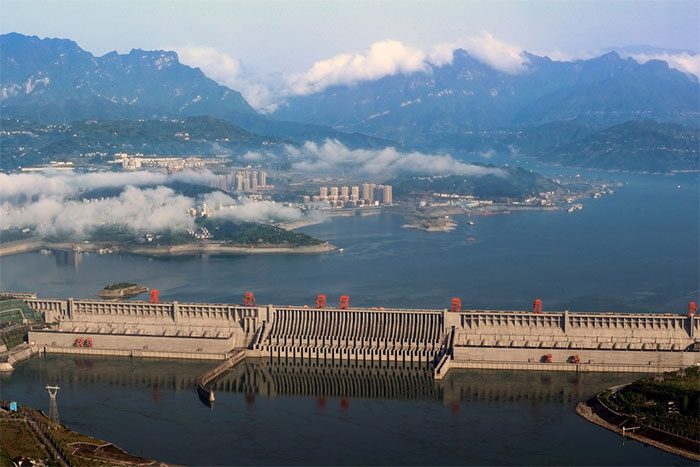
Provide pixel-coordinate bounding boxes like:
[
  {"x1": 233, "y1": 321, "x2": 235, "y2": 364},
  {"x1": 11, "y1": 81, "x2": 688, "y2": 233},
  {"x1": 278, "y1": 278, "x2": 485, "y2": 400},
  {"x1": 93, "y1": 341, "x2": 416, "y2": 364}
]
[
  {"x1": 0, "y1": 239, "x2": 336, "y2": 258},
  {"x1": 402, "y1": 218, "x2": 457, "y2": 232},
  {"x1": 128, "y1": 241, "x2": 336, "y2": 256},
  {"x1": 0, "y1": 239, "x2": 44, "y2": 257}
]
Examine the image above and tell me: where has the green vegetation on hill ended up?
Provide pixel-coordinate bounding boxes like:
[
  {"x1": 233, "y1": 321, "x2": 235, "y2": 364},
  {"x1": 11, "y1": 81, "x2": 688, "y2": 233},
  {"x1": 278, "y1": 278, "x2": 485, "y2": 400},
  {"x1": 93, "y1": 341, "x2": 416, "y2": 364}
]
[
  {"x1": 103, "y1": 282, "x2": 138, "y2": 291},
  {"x1": 505, "y1": 120, "x2": 699, "y2": 173},
  {"x1": 0, "y1": 228, "x2": 33, "y2": 244},
  {"x1": 541, "y1": 120, "x2": 699, "y2": 172},
  {"x1": 601, "y1": 367, "x2": 700, "y2": 440},
  {"x1": 0, "y1": 299, "x2": 43, "y2": 325},
  {"x1": 0, "y1": 116, "x2": 279, "y2": 170},
  {"x1": 389, "y1": 166, "x2": 560, "y2": 200},
  {"x1": 0, "y1": 299, "x2": 43, "y2": 350},
  {"x1": 41, "y1": 217, "x2": 323, "y2": 248},
  {"x1": 196, "y1": 217, "x2": 323, "y2": 246}
]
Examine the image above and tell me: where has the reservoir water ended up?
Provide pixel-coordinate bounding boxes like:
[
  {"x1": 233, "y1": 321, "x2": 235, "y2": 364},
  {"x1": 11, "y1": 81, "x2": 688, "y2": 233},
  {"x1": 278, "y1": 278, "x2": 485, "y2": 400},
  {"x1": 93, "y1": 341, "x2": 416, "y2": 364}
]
[{"x1": 0, "y1": 171, "x2": 697, "y2": 465}]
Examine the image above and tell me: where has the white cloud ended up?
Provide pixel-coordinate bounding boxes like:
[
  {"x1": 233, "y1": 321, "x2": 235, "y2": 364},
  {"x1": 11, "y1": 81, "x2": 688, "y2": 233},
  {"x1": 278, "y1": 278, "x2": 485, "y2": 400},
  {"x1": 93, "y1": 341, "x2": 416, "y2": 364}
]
[
  {"x1": 534, "y1": 49, "x2": 577, "y2": 62},
  {"x1": 627, "y1": 52, "x2": 699, "y2": 78},
  {"x1": 287, "y1": 40, "x2": 428, "y2": 95},
  {"x1": 1, "y1": 186, "x2": 195, "y2": 238},
  {"x1": 175, "y1": 46, "x2": 242, "y2": 85},
  {"x1": 532, "y1": 48, "x2": 699, "y2": 78},
  {"x1": 0, "y1": 170, "x2": 214, "y2": 200},
  {"x1": 286, "y1": 34, "x2": 530, "y2": 96},
  {"x1": 289, "y1": 139, "x2": 504, "y2": 178},
  {"x1": 165, "y1": 37, "x2": 697, "y2": 108},
  {"x1": 479, "y1": 149, "x2": 496, "y2": 160},
  {"x1": 429, "y1": 33, "x2": 530, "y2": 73},
  {"x1": 174, "y1": 46, "x2": 278, "y2": 112},
  {"x1": 206, "y1": 192, "x2": 302, "y2": 223},
  {"x1": 0, "y1": 171, "x2": 305, "y2": 238},
  {"x1": 241, "y1": 151, "x2": 264, "y2": 161}
]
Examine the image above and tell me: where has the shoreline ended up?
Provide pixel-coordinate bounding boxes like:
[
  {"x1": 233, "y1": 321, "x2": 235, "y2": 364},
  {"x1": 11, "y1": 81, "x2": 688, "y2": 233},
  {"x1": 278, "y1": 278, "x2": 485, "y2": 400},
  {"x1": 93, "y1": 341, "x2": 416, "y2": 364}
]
[
  {"x1": 576, "y1": 394, "x2": 700, "y2": 461},
  {"x1": 0, "y1": 239, "x2": 337, "y2": 258},
  {"x1": 0, "y1": 401, "x2": 167, "y2": 465},
  {"x1": 280, "y1": 207, "x2": 386, "y2": 231}
]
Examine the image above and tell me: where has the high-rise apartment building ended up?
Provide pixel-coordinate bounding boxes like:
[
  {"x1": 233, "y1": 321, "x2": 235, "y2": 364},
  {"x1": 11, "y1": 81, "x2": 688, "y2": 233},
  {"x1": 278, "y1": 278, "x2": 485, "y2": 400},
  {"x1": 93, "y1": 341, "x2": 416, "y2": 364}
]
[
  {"x1": 362, "y1": 183, "x2": 373, "y2": 202},
  {"x1": 351, "y1": 186, "x2": 360, "y2": 202},
  {"x1": 235, "y1": 172, "x2": 245, "y2": 192},
  {"x1": 383, "y1": 185, "x2": 393, "y2": 205},
  {"x1": 320, "y1": 186, "x2": 328, "y2": 200}
]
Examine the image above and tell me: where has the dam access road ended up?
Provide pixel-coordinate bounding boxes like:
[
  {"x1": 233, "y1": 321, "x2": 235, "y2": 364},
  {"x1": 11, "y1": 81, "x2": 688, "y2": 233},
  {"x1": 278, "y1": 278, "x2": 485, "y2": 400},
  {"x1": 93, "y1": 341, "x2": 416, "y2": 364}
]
[{"x1": 4, "y1": 292, "x2": 698, "y2": 382}]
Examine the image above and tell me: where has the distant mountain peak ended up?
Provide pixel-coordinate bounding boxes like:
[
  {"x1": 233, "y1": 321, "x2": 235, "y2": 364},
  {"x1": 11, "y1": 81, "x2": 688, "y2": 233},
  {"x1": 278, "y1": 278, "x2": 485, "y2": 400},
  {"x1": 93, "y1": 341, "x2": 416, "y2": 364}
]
[{"x1": 0, "y1": 32, "x2": 256, "y2": 122}]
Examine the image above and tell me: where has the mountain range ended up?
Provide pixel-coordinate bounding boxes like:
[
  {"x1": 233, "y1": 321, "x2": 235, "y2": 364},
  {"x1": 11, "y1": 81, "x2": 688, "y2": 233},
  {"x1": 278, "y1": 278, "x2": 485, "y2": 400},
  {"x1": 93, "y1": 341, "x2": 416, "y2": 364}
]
[
  {"x1": 1, "y1": 32, "x2": 698, "y2": 173},
  {"x1": 0, "y1": 33, "x2": 392, "y2": 149},
  {"x1": 273, "y1": 49, "x2": 699, "y2": 147}
]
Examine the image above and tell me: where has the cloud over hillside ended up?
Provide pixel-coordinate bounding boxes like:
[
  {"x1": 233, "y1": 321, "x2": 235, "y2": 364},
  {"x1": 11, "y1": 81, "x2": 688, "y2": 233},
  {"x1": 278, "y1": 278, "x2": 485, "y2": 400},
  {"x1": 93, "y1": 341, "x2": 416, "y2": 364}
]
[
  {"x1": 0, "y1": 171, "x2": 304, "y2": 238},
  {"x1": 288, "y1": 140, "x2": 504, "y2": 178}
]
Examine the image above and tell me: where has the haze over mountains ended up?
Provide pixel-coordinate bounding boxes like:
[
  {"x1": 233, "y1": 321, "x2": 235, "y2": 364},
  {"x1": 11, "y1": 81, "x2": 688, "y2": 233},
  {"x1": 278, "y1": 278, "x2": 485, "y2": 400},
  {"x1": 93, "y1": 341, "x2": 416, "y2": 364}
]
[
  {"x1": 274, "y1": 49, "x2": 699, "y2": 144},
  {"x1": 1, "y1": 32, "x2": 698, "y2": 173},
  {"x1": 0, "y1": 33, "x2": 390, "y2": 149}
]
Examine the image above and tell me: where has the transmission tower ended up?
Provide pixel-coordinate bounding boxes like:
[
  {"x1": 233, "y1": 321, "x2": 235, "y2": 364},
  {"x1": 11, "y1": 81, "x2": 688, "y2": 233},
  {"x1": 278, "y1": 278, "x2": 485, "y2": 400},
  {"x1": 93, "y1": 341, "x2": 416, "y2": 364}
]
[{"x1": 45, "y1": 385, "x2": 60, "y2": 424}]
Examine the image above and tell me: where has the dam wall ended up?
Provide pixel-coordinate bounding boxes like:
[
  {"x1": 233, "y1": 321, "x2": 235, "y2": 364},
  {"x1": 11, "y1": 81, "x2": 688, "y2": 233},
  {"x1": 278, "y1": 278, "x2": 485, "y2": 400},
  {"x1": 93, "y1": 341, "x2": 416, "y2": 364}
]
[
  {"x1": 27, "y1": 298, "x2": 258, "y2": 337},
  {"x1": 252, "y1": 306, "x2": 445, "y2": 365},
  {"x1": 31, "y1": 330, "x2": 235, "y2": 360},
  {"x1": 450, "y1": 347, "x2": 695, "y2": 373},
  {"x1": 15, "y1": 294, "x2": 700, "y2": 375},
  {"x1": 446, "y1": 310, "x2": 696, "y2": 351}
]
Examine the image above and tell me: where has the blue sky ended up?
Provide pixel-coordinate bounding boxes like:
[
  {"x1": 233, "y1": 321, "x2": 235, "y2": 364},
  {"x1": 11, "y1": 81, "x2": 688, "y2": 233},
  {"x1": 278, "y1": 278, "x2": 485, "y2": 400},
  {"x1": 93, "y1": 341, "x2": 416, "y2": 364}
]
[
  {"x1": 2, "y1": 0, "x2": 698, "y2": 109},
  {"x1": 2, "y1": 0, "x2": 697, "y2": 68}
]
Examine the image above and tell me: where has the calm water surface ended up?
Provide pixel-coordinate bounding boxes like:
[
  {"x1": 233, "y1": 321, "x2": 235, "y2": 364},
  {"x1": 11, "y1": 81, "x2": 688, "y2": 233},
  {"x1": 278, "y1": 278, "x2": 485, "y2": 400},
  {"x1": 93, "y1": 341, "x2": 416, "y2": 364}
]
[
  {"x1": 1, "y1": 172, "x2": 696, "y2": 312},
  {"x1": 0, "y1": 171, "x2": 697, "y2": 465},
  {"x1": 0, "y1": 356, "x2": 693, "y2": 466}
]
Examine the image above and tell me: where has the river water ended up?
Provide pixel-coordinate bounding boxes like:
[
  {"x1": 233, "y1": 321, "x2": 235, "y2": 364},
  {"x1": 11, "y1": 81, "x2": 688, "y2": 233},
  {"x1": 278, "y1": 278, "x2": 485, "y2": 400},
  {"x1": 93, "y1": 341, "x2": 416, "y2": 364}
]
[{"x1": 0, "y1": 171, "x2": 697, "y2": 465}]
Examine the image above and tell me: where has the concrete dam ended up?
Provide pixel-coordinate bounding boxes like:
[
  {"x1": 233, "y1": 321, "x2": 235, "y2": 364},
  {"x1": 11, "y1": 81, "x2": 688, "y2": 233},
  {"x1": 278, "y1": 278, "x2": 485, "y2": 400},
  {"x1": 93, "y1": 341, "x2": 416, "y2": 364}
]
[{"x1": 13, "y1": 292, "x2": 699, "y2": 378}]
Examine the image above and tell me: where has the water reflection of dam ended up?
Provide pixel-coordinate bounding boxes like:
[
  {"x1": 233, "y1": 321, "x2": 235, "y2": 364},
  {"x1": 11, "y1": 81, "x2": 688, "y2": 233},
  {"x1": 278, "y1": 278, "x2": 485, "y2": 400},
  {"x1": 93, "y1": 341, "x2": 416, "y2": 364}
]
[
  {"x1": 14, "y1": 355, "x2": 641, "y2": 406},
  {"x1": 216, "y1": 358, "x2": 441, "y2": 401}
]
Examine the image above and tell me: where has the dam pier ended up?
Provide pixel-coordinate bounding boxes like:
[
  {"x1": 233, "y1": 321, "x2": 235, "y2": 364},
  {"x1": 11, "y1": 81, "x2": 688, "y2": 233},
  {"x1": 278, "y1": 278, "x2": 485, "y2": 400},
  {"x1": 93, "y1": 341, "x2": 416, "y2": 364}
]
[{"x1": 5, "y1": 292, "x2": 698, "y2": 378}]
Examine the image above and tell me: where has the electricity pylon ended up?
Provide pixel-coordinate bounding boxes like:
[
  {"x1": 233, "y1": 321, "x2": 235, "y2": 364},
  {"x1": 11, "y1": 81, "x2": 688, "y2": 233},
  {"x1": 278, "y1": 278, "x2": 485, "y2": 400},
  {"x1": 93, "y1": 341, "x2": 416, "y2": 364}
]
[{"x1": 45, "y1": 385, "x2": 60, "y2": 424}]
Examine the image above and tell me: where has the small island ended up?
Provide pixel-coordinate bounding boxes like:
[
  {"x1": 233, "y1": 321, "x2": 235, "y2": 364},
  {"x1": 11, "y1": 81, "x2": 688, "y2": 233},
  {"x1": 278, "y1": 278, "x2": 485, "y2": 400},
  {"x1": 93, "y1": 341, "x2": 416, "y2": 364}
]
[
  {"x1": 402, "y1": 216, "x2": 457, "y2": 232},
  {"x1": 97, "y1": 282, "x2": 148, "y2": 299}
]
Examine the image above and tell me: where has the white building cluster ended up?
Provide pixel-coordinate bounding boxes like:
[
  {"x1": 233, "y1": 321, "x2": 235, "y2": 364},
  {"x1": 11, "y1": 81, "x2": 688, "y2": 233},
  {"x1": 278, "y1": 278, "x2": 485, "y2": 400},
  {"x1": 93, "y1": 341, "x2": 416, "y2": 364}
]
[
  {"x1": 207, "y1": 169, "x2": 269, "y2": 193},
  {"x1": 303, "y1": 183, "x2": 392, "y2": 209},
  {"x1": 115, "y1": 153, "x2": 206, "y2": 172},
  {"x1": 233, "y1": 169, "x2": 268, "y2": 193}
]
